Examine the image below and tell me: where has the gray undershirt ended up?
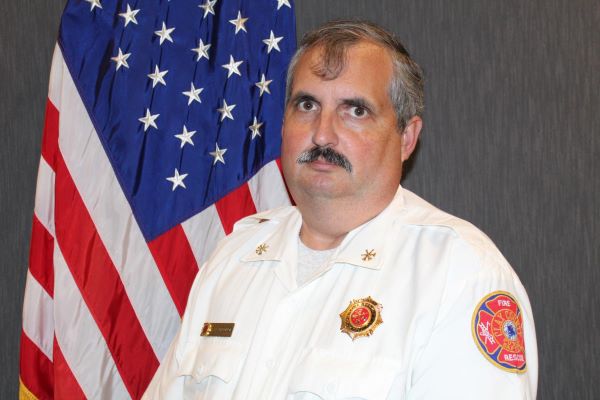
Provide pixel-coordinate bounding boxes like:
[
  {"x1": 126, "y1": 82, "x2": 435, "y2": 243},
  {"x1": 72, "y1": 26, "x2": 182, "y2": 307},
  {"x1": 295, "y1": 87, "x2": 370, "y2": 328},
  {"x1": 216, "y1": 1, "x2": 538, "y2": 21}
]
[{"x1": 296, "y1": 238, "x2": 337, "y2": 286}]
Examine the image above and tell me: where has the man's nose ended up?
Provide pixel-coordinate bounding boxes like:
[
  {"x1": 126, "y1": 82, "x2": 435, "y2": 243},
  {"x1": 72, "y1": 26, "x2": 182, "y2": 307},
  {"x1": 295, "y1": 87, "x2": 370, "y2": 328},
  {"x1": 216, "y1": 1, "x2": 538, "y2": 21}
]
[{"x1": 311, "y1": 109, "x2": 339, "y2": 147}]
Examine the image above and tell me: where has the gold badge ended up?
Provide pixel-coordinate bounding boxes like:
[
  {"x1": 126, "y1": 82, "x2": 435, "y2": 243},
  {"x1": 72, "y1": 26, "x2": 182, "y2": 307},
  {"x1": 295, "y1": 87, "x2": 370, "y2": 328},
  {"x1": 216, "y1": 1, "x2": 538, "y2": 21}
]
[
  {"x1": 200, "y1": 323, "x2": 235, "y2": 337},
  {"x1": 339, "y1": 296, "x2": 383, "y2": 340},
  {"x1": 361, "y1": 249, "x2": 376, "y2": 261},
  {"x1": 255, "y1": 243, "x2": 268, "y2": 255}
]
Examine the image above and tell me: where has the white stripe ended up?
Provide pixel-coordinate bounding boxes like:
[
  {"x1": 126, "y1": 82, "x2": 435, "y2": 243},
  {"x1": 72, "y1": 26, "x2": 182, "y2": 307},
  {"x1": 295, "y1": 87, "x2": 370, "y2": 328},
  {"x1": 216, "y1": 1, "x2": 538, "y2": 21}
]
[
  {"x1": 247, "y1": 160, "x2": 291, "y2": 212},
  {"x1": 180, "y1": 204, "x2": 226, "y2": 266},
  {"x1": 53, "y1": 245, "x2": 130, "y2": 399},
  {"x1": 48, "y1": 44, "x2": 64, "y2": 109},
  {"x1": 34, "y1": 157, "x2": 56, "y2": 237},
  {"x1": 22, "y1": 271, "x2": 54, "y2": 361},
  {"x1": 54, "y1": 48, "x2": 180, "y2": 360}
]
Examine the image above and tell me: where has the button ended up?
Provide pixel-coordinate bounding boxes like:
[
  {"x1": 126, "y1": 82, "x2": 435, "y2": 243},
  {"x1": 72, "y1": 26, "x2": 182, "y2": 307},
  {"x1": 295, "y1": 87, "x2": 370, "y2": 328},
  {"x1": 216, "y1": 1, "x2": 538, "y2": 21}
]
[{"x1": 266, "y1": 358, "x2": 276, "y2": 369}]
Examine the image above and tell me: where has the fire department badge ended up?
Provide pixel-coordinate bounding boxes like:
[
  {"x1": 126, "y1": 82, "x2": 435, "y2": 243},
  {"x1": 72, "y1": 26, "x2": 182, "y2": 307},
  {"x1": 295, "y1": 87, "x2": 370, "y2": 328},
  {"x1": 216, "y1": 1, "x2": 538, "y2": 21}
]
[
  {"x1": 339, "y1": 296, "x2": 383, "y2": 340},
  {"x1": 472, "y1": 291, "x2": 527, "y2": 373}
]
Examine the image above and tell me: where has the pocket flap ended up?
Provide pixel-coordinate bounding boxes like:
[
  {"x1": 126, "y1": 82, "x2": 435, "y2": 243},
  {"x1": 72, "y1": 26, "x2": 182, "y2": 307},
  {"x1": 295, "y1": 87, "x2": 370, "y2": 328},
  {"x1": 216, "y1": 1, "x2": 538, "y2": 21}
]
[
  {"x1": 177, "y1": 339, "x2": 244, "y2": 384},
  {"x1": 289, "y1": 348, "x2": 402, "y2": 399}
]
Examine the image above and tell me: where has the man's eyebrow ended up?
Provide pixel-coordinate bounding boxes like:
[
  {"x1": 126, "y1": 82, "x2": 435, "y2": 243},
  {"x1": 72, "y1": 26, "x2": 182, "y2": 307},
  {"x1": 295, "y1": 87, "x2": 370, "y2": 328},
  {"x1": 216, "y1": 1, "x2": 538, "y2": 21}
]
[
  {"x1": 289, "y1": 91, "x2": 318, "y2": 104},
  {"x1": 340, "y1": 97, "x2": 375, "y2": 111}
]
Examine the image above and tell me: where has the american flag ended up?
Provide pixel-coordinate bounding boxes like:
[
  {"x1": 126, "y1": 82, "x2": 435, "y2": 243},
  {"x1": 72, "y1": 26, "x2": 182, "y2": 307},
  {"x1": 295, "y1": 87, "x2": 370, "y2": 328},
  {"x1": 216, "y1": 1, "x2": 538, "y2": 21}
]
[{"x1": 19, "y1": 0, "x2": 295, "y2": 398}]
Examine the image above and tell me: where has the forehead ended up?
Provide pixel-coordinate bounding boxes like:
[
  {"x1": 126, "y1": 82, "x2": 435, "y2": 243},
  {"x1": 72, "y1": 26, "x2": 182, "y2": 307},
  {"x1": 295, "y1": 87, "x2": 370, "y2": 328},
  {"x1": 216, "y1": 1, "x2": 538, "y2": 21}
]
[{"x1": 291, "y1": 41, "x2": 394, "y2": 100}]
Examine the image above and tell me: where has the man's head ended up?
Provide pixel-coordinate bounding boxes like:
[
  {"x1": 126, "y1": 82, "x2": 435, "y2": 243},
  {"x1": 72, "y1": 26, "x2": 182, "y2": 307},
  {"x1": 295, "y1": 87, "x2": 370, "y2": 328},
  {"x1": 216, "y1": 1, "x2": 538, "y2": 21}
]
[
  {"x1": 285, "y1": 20, "x2": 424, "y2": 132},
  {"x1": 281, "y1": 20, "x2": 424, "y2": 213}
]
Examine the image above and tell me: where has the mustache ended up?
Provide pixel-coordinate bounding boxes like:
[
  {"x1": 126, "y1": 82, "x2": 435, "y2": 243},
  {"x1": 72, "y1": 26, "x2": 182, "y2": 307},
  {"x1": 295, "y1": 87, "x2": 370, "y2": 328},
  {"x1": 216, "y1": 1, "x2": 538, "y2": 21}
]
[{"x1": 296, "y1": 146, "x2": 353, "y2": 173}]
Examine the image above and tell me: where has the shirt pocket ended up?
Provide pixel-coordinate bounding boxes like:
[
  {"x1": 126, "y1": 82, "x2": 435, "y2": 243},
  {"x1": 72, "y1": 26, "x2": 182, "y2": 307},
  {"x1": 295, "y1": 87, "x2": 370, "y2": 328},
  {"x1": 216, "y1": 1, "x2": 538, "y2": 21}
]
[
  {"x1": 176, "y1": 338, "x2": 245, "y2": 385},
  {"x1": 288, "y1": 347, "x2": 402, "y2": 400}
]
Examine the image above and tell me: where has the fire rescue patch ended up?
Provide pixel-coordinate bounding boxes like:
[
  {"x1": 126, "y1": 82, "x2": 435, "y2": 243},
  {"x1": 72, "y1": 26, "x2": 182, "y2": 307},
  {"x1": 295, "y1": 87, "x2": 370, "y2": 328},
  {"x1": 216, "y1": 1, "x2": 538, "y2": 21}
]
[{"x1": 472, "y1": 291, "x2": 527, "y2": 373}]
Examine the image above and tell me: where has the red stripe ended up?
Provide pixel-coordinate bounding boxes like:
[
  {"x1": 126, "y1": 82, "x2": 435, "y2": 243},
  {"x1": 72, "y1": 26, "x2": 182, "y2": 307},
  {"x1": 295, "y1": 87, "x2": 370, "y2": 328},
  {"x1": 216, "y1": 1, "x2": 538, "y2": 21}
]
[
  {"x1": 215, "y1": 183, "x2": 258, "y2": 235},
  {"x1": 54, "y1": 151, "x2": 158, "y2": 399},
  {"x1": 53, "y1": 338, "x2": 86, "y2": 399},
  {"x1": 148, "y1": 225, "x2": 199, "y2": 316},
  {"x1": 41, "y1": 99, "x2": 59, "y2": 170},
  {"x1": 29, "y1": 216, "x2": 55, "y2": 298},
  {"x1": 20, "y1": 330, "x2": 54, "y2": 400}
]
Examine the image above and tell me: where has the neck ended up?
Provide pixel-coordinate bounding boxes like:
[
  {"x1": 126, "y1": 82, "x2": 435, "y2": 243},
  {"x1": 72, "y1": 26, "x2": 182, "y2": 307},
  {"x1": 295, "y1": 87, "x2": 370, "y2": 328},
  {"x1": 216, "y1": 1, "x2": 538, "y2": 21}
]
[{"x1": 297, "y1": 191, "x2": 396, "y2": 250}]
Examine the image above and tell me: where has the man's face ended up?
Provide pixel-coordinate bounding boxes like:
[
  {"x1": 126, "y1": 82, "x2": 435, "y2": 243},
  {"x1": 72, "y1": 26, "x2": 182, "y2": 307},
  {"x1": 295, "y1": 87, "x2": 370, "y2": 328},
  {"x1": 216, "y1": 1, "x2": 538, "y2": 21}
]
[{"x1": 281, "y1": 41, "x2": 406, "y2": 205}]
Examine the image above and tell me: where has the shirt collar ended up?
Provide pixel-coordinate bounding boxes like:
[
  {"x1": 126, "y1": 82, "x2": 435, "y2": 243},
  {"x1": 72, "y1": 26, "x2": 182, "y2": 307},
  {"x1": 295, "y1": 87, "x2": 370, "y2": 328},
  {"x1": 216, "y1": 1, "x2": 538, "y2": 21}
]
[{"x1": 240, "y1": 186, "x2": 407, "y2": 272}]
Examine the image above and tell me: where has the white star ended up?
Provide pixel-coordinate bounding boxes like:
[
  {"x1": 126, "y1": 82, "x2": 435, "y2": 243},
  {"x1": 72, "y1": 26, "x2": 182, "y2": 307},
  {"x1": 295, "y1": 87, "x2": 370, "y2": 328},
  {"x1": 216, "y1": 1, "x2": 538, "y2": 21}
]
[
  {"x1": 85, "y1": 0, "x2": 102, "y2": 11},
  {"x1": 111, "y1": 48, "x2": 131, "y2": 70},
  {"x1": 255, "y1": 73, "x2": 273, "y2": 96},
  {"x1": 276, "y1": 0, "x2": 291, "y2": 10},
  {"x1": 182, "y1": 82, "x2": 204, "y2": 105},
  {"x1": 263, "y1": 30, "x2": 283, "y2": 53},
  {"x1": 119, "y1": 4, "x2": 139, "y2": 26},
  {"x1": 138, "y1": 109, "x2": 159, "y2": 131},
  {"x1": 217, "y1": 99, "x2": 236, "y2": 121},
  {"x1": 222, "y1": 55, "x2": 243, "y2": 78},
  {"x1": 248, "y1": 116, "x2": 263, "y2": 139},
  {"x1": 154, "y1": 22, "x2": 175, "y2": 45},
  {"x1": 209, "y1": 143, "x2": 228, "y2": 165},
  {"x1": 147, "y1": 65, "x2": 168, "y2": 88},
  {"x1": 174, "y1": 125, "x2": 196, "y2": 148},
  {"x1": 166, "y1": 168, "x2": 188, "y2": 191},
  {"x1": 191, "y1": 39, "x2": 211, "y2": 61},
  {"x1": 199, "y1": 0, "x2": 217, "y2": 18},
  {"x1": 229, "y1": 11, "x2": 248, "y2": 34}
]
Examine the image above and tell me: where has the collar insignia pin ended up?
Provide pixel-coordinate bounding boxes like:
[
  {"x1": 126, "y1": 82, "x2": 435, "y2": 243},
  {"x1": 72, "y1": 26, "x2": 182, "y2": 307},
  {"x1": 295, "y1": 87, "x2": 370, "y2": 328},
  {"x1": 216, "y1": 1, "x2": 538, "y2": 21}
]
[
  {"x1": 361, "y1": 249, "x2": 376, "y2": 261},
  {"x1": 255, "y1": 243, "x2": 269, "y2": 255},
  {"x1": 339, "y1": 296, "x2": 383, "y2": 340}
]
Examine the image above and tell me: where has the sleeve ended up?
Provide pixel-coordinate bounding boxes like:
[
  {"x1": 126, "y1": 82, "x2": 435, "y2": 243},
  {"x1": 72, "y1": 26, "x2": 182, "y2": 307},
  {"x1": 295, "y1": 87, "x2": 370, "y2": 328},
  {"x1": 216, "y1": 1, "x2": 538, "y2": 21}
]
[
  {"x1": 142, "y1": 263, "x2": 210, "y2": 399},
  {"x1": 406, "y1": 239, "x2": 538, "y2": 400}
]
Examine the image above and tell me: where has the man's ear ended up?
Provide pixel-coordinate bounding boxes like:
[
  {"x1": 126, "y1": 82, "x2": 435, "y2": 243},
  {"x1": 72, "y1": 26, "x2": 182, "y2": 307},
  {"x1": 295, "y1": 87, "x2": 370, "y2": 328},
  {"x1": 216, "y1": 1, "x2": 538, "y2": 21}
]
[{"x1": 400, "y1": 116, "x2": 422, "y2": 162}]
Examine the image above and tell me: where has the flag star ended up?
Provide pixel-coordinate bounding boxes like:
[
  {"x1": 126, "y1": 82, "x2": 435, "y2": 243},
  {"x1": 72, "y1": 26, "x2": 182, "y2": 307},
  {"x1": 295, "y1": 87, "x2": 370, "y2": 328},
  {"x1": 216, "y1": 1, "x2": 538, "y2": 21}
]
[
  {"x1": 119, "y1": 4, "x2": 140, "y2": 26},
  {"x1": 138, "y1": 109, "x2": 159, "y2": 131},
  {"x1": 248, "y1": 117, "x2": 263, "y2": 139},
  {"x1": 199, "y1": 0, "x2": 217, "y2": 18},
  {"x1": 209, "y1": 143, "x2": 228, "y2": 165},
  {"x1": 221, "y1": 55, "x2": 243, "y2": 78},
  {"x1": 85, "y1": 0, "x2": 102, "y2": 11},
  {"x1": 154, "y1": 22, "x2": 175, "y2": 45},
  {"x1": 182, "y1": 82, "x2": 204, "y2": 105},
  {"x1": 255, "y1": 73, "x2": 273, "y2": 96},
  {"x1": 166, "y1": 168, "x2": 188, "y2": 191},
  {"x1": 174, "y1": 125, "x2": 196, "y2": 148},
  {"x1": 276, "y1": 0, "x2": 291, "y2": 10},
  {"x1": 229, "y1": 11, "x2": 249, "y2": 34},
  {"x1": 147, "y1": 65, "x2": 168, "y2": 88},
  {"x1": 263, "y1": 30, "x2": 283, "y2": 53},
  {"x1": 111, "y1": 48, "x2": 131, "y2": 70},
  {"x1": 217, "y1": 100, "x2": 236, "y2": 121},
  {"x1": 191, "y1": 39, "x2": 211, "y2": 61}
]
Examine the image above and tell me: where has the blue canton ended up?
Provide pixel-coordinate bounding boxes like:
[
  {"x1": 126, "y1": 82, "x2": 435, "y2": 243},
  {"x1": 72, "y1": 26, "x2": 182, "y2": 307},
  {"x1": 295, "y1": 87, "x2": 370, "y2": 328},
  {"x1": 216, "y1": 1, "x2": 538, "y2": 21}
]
[{"x1": 59, "y1": 0, "x2": 296, "y2": 240}]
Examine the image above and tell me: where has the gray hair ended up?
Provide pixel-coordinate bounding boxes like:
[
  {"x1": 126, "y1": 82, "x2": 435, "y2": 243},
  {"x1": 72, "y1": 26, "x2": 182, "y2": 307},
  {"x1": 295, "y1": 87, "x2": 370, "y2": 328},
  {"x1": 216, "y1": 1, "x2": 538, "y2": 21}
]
[{"x1": 285, "y1": 20, "x2": 424, "y2": 131}]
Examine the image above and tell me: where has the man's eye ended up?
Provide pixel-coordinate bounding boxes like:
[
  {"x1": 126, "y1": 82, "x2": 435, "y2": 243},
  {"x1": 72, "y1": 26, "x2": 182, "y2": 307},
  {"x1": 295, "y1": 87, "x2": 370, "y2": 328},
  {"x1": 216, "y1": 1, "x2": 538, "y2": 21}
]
[
  {"x1": 349, "y1": 106, "x2": 368, "y2": 118},
  {"x1": 298, "y1": 100, "x2": 316, "y2": 112}
]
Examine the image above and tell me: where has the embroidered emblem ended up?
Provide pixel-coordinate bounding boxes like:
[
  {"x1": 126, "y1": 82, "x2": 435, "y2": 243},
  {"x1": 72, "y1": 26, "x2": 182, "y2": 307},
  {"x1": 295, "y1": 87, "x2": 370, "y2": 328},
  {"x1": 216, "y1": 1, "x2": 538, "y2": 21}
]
[
  {"x1": 255, "y1": 243, "x2": 268, "y2": 255},
  {"x1": 361, "y1": 249, "x2": 376, "y2": 261},
  {"x1": 472, "y1": 291, "x2": 527, "y2": 373},
  {"x1": 339, "y1": 296, "x2": 383, "y2": 340}
]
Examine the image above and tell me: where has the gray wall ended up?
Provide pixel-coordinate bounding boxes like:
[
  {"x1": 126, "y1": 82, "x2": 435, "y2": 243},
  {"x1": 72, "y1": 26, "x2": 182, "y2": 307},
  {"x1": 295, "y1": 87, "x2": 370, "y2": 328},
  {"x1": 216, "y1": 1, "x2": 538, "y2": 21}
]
[{"x1": 2, "y1": 0, "x2": 598, "y2": 398}]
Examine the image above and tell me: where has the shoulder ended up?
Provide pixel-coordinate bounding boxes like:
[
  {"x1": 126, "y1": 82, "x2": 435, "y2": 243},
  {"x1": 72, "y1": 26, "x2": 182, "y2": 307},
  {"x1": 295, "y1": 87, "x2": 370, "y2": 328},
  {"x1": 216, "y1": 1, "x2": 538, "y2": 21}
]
[{"x1": 398, "y1": 187, "x2": 514, "y2": 278}]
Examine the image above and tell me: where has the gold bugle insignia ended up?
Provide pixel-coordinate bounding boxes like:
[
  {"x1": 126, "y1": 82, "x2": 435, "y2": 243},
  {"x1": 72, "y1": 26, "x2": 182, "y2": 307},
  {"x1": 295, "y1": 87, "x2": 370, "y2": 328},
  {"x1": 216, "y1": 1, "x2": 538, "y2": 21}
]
[
  {"x1": 339, "y1": 296, "x2": 383, "y2": 340},
  {"x1": 201, "y1": 323, "x2": 235, "y2": 337}
]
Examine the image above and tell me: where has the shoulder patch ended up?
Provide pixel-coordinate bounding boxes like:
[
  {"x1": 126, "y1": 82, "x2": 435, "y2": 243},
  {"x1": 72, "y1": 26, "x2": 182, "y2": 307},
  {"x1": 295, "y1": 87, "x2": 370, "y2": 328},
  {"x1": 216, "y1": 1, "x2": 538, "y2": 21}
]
[{"x1": 471, "y1": 291, "x2": 527, "y2": 373}]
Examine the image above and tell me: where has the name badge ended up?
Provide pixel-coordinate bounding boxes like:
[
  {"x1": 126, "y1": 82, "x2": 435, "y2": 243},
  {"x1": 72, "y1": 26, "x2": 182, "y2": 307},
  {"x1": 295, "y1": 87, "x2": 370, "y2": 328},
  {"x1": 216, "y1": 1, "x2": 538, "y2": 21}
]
[{"x1": 201, "y1": 322, "x2": 235, "y2": 337}]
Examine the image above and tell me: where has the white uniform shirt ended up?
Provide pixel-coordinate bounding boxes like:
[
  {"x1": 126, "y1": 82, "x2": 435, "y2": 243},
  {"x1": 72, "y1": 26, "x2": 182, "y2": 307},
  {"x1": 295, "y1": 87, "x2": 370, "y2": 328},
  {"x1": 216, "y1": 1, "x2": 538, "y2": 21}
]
[{"x1": 143, "y1": 187, "x2": 538, "y2": 399}]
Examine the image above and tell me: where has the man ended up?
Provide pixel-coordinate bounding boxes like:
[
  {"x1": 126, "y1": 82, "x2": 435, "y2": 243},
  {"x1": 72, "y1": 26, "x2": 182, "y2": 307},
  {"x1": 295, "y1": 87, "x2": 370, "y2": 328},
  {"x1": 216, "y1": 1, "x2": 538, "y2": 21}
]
[{"x1": 144, "y1": 20, "x2": 538, "y2": 399}]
